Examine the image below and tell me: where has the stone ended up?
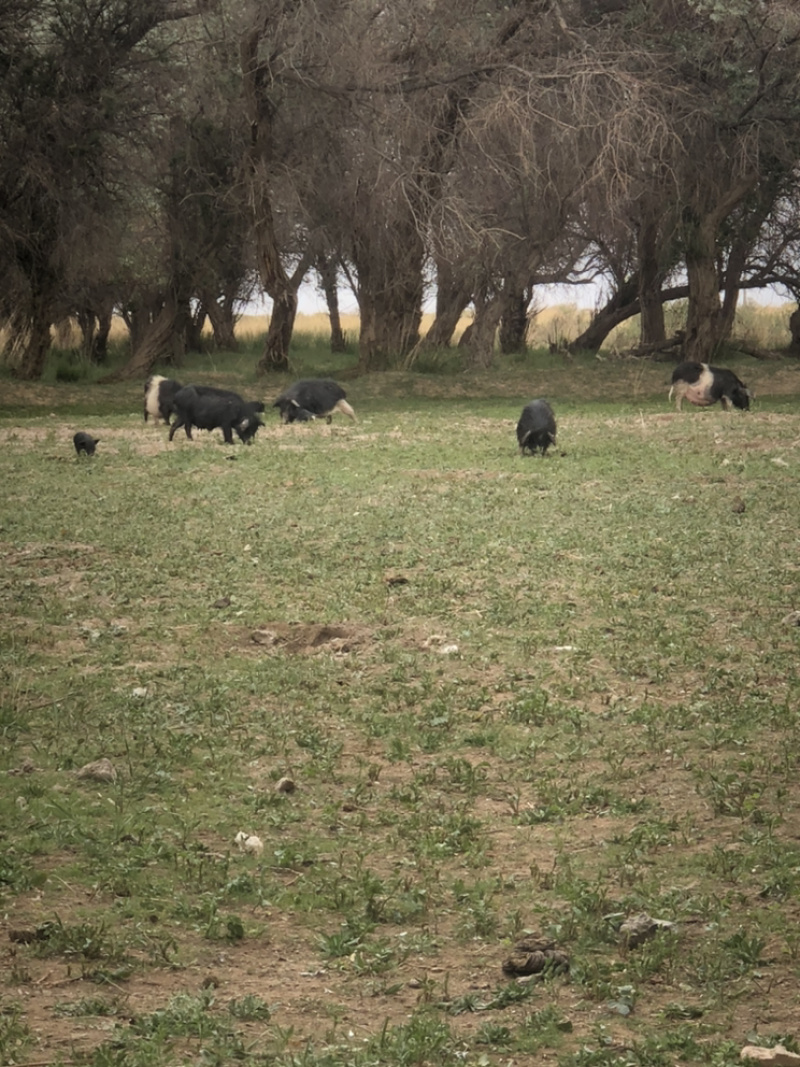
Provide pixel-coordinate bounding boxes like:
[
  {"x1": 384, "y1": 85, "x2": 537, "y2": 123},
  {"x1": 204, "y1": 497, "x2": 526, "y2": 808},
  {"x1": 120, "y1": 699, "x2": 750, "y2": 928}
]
[
  {"x1": 741, "y1": 1046, "x2": 800, "y2": 1067},
  {"x1": 76, "y1": 758, "x2": 117, "y2": 783},
  {"x1": 618, "y1": 913, "x2": 675, "y2": 948}
]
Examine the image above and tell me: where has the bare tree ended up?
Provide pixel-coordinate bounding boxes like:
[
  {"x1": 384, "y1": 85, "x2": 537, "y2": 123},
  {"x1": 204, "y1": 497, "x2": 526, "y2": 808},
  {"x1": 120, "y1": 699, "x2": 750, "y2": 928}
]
[
  {"x1": 0, "y1": 0, "x2": 196, "y2": 379},
  {"x1": 612, "y1": 0, "x2": 800, "y2": 361}
]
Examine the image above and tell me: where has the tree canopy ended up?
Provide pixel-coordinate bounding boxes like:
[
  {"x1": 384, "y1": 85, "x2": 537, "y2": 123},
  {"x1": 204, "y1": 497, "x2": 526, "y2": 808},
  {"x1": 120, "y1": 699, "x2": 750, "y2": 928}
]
[{"x1": 2, "y1": 0, "x2": 800, "y2": 377}]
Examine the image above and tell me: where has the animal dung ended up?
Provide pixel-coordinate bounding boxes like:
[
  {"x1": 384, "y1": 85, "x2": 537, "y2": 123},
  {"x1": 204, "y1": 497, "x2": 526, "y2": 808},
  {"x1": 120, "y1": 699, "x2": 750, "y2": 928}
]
[
  {"x1": 73, "y1": 432, "x2": 99, "y2": 456},
  {"x1": 516, "y1": 399, "x2": 557, "y2": 455},
  {"x1": 275, "y1": 776, "x2": 296, "y2": 794},
  {"x1": 502, "y1": 935, "x2": 570, "y2": 977},
  {"x1": 234, "y1": 831, "x2": 264, "y2": 855}
]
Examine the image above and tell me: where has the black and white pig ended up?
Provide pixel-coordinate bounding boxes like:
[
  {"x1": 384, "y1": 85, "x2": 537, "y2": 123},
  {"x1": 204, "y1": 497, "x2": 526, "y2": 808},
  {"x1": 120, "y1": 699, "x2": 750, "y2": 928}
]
[
  {"x1": 73, "y1": 432, "x2": 99, "y2": 456},
  {"x1": 273, "y1": 379, "x2": 356, "y2": 423},
  {"x1": 169, "y1": 385, "x2": 264, "y2": 445},
  {"x1": 516, "y1": 399, "x2": 557, "y2": 455},
  {"x1": 669, "y1": 362, "x2": 752, "y2": 412},
  {"x1": 144, "y1": 375, "x2": 183, "y2": 424}
]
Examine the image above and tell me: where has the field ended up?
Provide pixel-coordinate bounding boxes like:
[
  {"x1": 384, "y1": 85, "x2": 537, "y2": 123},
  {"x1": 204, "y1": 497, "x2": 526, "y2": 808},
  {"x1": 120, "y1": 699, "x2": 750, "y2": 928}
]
[{"x1": 2, "y1": 344, "x2": 800, "y2": 1067}]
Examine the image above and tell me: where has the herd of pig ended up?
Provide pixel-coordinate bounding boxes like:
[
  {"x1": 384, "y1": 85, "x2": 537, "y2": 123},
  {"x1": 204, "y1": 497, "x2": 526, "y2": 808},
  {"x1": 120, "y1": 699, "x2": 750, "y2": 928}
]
[{"x1": 71, "y1": 360, "x2": 752, "y2": 458}]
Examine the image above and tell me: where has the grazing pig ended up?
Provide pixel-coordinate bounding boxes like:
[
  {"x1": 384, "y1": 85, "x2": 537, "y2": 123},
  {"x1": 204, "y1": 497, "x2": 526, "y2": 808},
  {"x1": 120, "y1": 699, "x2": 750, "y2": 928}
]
[
  {"x1": 169, "y1": 385, "x2": 264, "y2": 445},
  {"x1": 669, "y1": 362, "x2": 751, "y2": 412},
  {"x1": 73, "y1": 432, "x2": 99, "y2": 456},
  {"x1": 144, "y1": 375, "x2": 183, "y2": 424},
  {"x1": 273, "y1": 378, "x2": 356, "y2": 423},
  {"x1": 516, "y1": 399, "x2": 557, "y2": 455}
]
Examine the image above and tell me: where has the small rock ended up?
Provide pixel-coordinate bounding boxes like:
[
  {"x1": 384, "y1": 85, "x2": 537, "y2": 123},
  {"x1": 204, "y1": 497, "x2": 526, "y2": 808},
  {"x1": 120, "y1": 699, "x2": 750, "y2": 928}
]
[
  {"x1": 439, "y1": 644, "x2": 459, "y2": 655},
  {"x1": 741, "y1": 1046, "x2": 800, "y2": 1067},
  {"x1": 781, "y1": 611, "x2": 800, "y2": 627},
  {"x1": 731, "y1": 498, "x2": 746, "y2": 514},
  {"x1": 131, "y1": 686, "x2": 148, "y2": 699},
  {"x1": 276, "y1": 777, "x2": 296, "y2": 794},
  {"x1": 212, "y1": 596, "x2": 231, "y2": 609},
  {"x1": 76, "y1": 758, "x2": 117, "y2": 783},
  {"x1": 618, "y1": 913, "x2": 675, "y2": 948}
]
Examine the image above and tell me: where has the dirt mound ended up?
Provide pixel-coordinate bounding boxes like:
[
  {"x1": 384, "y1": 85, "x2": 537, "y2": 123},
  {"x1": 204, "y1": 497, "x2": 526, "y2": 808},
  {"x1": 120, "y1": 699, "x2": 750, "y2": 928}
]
[{"x1": 250, "y1": 621, "x2": 371, "y2": 654}]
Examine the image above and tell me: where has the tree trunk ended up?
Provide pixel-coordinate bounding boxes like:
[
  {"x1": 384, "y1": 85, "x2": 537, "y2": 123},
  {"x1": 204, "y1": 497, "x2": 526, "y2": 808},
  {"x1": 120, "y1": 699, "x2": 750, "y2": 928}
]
[
  {"x1": 242, "y1": 26, "x2": 298, "y2": 372},
  {"x1": 355, "y1": 243, "x2": 423, "y2": 372},
  {"x1": 352, "y1": 189, "x2": 424, "y2": 371},
  {"x1": 258, "y1": 291, "x2": 297, "y2": 371},
  {"x1": 790, "y1": 307, "x2": 800, "y2": 352},
  {"x1": 425, "y1": 292, "x2": 471, "y2": 348},
  {"x1": 122, "y1": 295, "x2": 163, "y2": 353},
  {"x1": 5, "y1": 307, "x2": 53, "y2": 380},
  {"x1": 568, "y1": 277, "x2": 640, "y2": 353},
  {"x1": 93, "y1": 304, "x2": 112, "y2": 363},
  {"x1": 638, "y1": 219, "x2": 667, "y2": 345},
  {"x1": 463, "y1": 290, "x2": 504, "y2": 369},
  {"x1": 498, "y1": 285, "x2": 531, "y2": 354},
  {"x1": 76, "y1": 309, "x2": 98, "y2": 361},
  {"x1": 357, "y1": 290, "x2": 423, "y2": 371},
  {"x1": 683, "y1": 215, "x2": 728, "y2": 361},
  {"x1": 316, "y1": 255, "x2": 347, "y2": 353},
  {"x1": 424, "y1": 259, "x2": 473, "y2": 348},
  {"x1": 683, "y1": 178, "x2": 757, "y2": 362},
  {"x1": 185, "y1": 302, "x2": 207, "y2": 353},
  {"x1": 202, "y1": 291, "x2": 239, "y2": 351},
  {"x1": 106, "y1": 297, "x2": 179, "y2": 381}
]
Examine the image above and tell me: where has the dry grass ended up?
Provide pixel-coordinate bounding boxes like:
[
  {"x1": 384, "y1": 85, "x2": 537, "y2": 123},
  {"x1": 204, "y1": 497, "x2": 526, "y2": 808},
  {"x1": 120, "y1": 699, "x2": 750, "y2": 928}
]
[{"x1": 24, "y1": 300, "x2": 798, "y2": 354}]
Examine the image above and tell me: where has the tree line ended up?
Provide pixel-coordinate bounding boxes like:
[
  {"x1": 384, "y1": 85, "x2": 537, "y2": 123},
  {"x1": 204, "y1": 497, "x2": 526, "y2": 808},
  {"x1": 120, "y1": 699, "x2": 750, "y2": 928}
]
[{"x1": 2, "y1": 0, "x2": 800, "y2": 381}]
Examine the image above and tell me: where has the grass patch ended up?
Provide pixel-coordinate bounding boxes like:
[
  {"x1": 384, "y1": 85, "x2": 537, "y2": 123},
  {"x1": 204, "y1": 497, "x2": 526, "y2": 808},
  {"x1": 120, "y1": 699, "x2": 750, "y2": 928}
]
[{"x1": 2, "y1": 351, "x2": 800, "y2": 1065}]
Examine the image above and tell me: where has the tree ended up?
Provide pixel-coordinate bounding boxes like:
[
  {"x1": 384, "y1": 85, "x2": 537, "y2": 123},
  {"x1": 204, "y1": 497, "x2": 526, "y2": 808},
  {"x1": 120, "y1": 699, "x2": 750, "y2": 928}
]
[
  {"x1": 627, "y1": 0, "x2": 800, "y2": 360},
  {"x1": 112, "y1": 4, "x2": 257, "y2": 379},
  {"x1": 0, "y1": 0, "x2": 195, "y2": 379}
]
